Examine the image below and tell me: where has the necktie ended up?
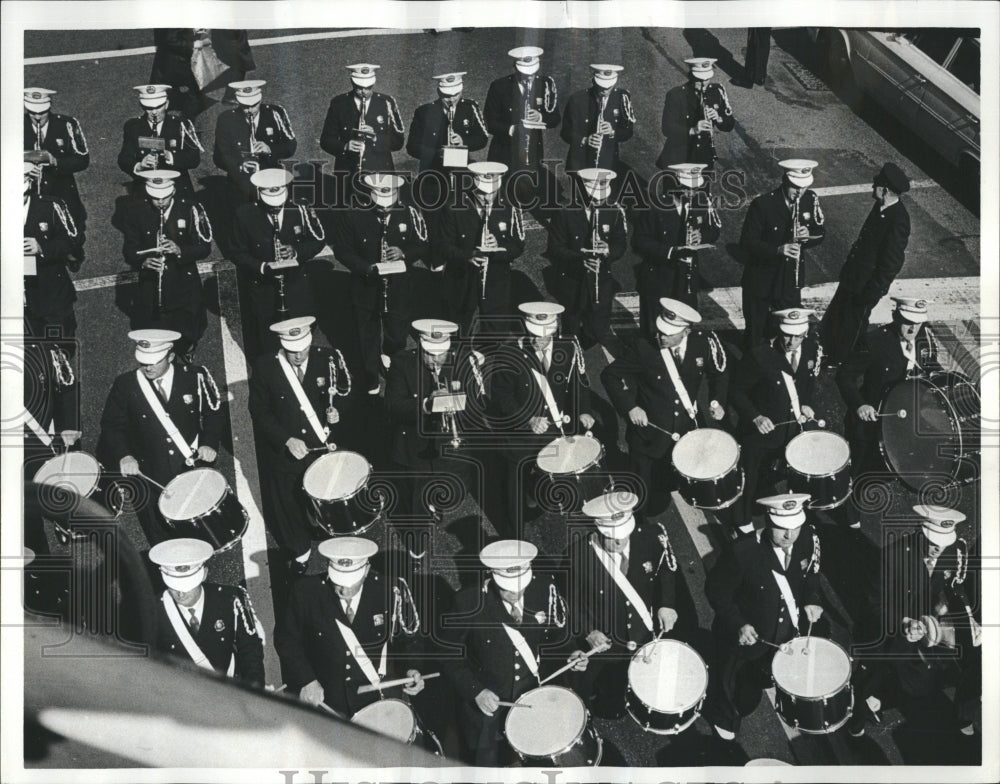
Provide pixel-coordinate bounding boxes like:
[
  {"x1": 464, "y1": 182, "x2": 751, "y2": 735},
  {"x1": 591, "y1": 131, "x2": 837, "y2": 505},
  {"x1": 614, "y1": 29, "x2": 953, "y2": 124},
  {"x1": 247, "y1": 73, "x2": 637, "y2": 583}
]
[
  {"x1": 788, "y1": 351, "x2": 799, "y2": 373},
  {"x1": 673, "y1": 347, "x2": 683, "y2": 364},
  {"x1": 510, "y1": 603, "x2": 523, "y2": 624},
  {"x1": 344, "y1": 600, "x2": 355, "y2": 623},
  {"x1": 34, "y1": 123, "x2": 44, "y2": 149},
  {"x1": 155, "y1": 377, "x2": 168, "y2": 404},
  {"x1": 782, "y1": 547, "x2": 792, "y2": 570},
  {"x1": 187, "y1": 607, "x2": 199, "y2": 634},
  {"x1": 537, "y1": 348, "x2": 549, "y2": 372},
  {"x1": 295, "y1": 364, "x2": 305, "y2": 383},
  {"x1": 619, "y1": 550, "x2": 629, "y2": 575}
]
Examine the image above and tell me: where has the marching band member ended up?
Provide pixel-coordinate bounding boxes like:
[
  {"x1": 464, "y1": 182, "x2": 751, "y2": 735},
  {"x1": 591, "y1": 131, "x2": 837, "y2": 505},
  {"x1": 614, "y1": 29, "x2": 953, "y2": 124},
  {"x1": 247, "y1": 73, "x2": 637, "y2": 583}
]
[
  {"x1": 739, "y1": 159, "x2": 825, "y2": 347},
  {"x1": 821, "y1": 162, "x2": 912, "y2": 364},
  {"x1": 705, "y1": 493, "x2": 826, "y2": 740},
  {"x1": 97, "y1": 329, "x2": 223, "y2": 545},
  {"x1": 335, "y1": 173, "x2": 429, "y2": 395},
  {"x1": 602, "y1": 298, "x2": 728, "y2": 513},
  {"x1": 633, "y1": 163, "x2": 721, "y2": 324},
  {"x1": 274, "y1": 537, "x2": 426, "y2": 718},
  {"x1": 230, "y1": 168, "x2": 326, "y2": 354},
  {"x1": 566, "y1": 491, "x2": 679, "y2": 719},
  {"x1": 547, "y1": 167, "x2": 628, "y2": 347},
  {"x1": 23, "y1": 87, "x2": 89, "y2": 251},
  {"x1": 834, "y1": 297, "x2": 940, "y2": 529},
  {"x1": 117, "y1": 84, "x2": 203, "y2": 198},
  {"x1": 122, "y1": 170, "x2": 213, "y2": 360},
  {"x1": 149, "y1": 538, "x2": 265, "y2": 687},
  {"x1": 726, "y1": 309, "x2": 822, "y2": 536},
  {"x1": 248, "y1": 317, "x2": 357, "y2": 574},
  {"x1": 442, "y1": 540, "x2": 588, "y2": 765},
  {"x1": 561, "y1": 64, "x2": 635, "y2": 179},
  {"x1": 212, "y1": 79, "x2": 297, "y2": 205},
  {"x1": 655, "y1": 57, "x2": 734, "y2": 172}
]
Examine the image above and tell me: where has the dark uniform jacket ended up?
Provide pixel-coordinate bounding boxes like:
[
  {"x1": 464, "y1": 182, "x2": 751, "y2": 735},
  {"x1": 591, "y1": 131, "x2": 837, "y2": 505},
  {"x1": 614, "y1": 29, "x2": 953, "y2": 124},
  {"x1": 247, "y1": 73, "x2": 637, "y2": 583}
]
[
  {"x1": 23, "y1": 112, "x2": 89, "y2": 224},
  {"x1": 836, "y1": 324, "x2": 940, "y2": 441},
  {"x1": 656, "y1": 81, "x2": 734, "y2": 168},
  {"x1": 117, "y1": 113, "x2": 203, "y2": 193},
  {"x1": 248, "y1": 345, "x2": 359, "y2": 475},
  {"x1": 484, "y1": 73, "x2": 560, "y2": 170},
  {"x1": 836, "y1": 200, "x2": 910, "y2": 305},
  {"x1": 566, "y1": 524, "x2": 677, "y2": 650},
  {"x1": 406, "y1": 97, "x2": 489, "y2": 173},
  {"x1": 230, "y1": 201, "x2": 326, "y2": 285},
  {"x1": 602, "y1": 331, "x2": 730, "y2": 459},
  {"x1": 547, "y1": 201, "x2": 628, "y2": 302},
  {"x1": 23, "y1": 195, "x2": 79, "y2": 322},
  {"x1": 706, "y1": 525, "x2": 822, "y2": 660},
  {"x1": 274, "y1": 570, "x2": 419, "y2": 716},
  {"x1": 21, "y1": 336, "x2": 79, "y2": 465},
  {"x1": 561, "y1": 85, "x2": 636, "y2": 172},
  {"x1": 97, "y1": 360, "x2": 224, "y2": 486},
  {"x1": 156, "y1": 582, "x2": 265, "y2": 686},
  {"x1": 729, "y1": 337, "x2": 821, "y2": 449},
  {"x1": 320, "y1": 91, "x2": 405, "y2": 174},
  {"x1": 739, "y1": 186, "x2": 826, "y2": 299},
  {"x1": 213, "y1": 103, "x2": 297, "y2": 178},
  {"x1": 150, "y1": 29, "x2": 255, "y2": 81}
]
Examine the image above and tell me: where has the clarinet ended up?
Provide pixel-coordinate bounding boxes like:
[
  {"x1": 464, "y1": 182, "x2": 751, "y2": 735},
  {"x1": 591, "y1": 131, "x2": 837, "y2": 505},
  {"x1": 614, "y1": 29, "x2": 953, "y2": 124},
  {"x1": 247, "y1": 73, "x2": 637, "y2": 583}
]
[
  {"x1": 593, "y1": 92, "x2": 609, "y2": 167},
  {"x1": 380, "y1": 213, "x2": 390, "y2": 315},
  {"x1": 241, "y1": 109, "x2": 259, "y2": 174},
  {"x1": 479, "y1": 201, "x2": 493, "y2": 301},
  {"x1": 682, "y1": 191, "x2": 699, "y2": 298},
  {"x1": 789, "y1": 195, "x2": 803, "y2": 288},
  {"x1": 274, "y1": 225, "x2": 288, "y2": 315},
  {"x1": 521, "y1": 79, "x2": 533, "y2": 166},
  {"x1": 33, "y1": 123, "x2": 47, "y2": 196},
  {"x1": 155, "y1": 207, "x2": 167, "y2": 314},
  {"x1": 356, "y1": 98, "x2": 368, "y2": 172},
  {"x1": 590, "y1": 207, "x2": 603, "y2": 304},
  {"x1": 697, "y1": 84, "x2": 714, "y2": 144}
]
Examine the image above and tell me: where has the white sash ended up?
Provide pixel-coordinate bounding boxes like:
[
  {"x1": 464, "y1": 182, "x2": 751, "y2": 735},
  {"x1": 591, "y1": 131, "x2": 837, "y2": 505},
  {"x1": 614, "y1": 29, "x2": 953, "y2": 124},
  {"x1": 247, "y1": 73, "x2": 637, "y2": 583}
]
[
  {"x1": 276, "y1": 353, "x2": 329, "y2": 445},
  {"x1": 780, "y1": 371, "x2": 802, "y2": 421},
  {"x1": 530, "y1": 368, "x2": 565, "y2": 429},
  {"x1": 161, "y1": 592, "x2": 235, "y2": 677},
  {"x1": 23, "y1": 410, "x2": 53, "y2": 446},
  {"x1": 590, "y1": 539, "x2": 654, "y2": 633},
  {"x1": 770, "y1": 570, "x2": 800, "y2": 628},
  {"x1": 502, "y1": 623, "x2": 540, "y2": 679},
  {"x1": 136, "y1": 371, "x2": 197, "y2": 459},
  {"x1": 335, "y1": 618, "x2": 388, "y2": 688},
  {"x1": 660, "y1": 349, "x2": 697, "y2": 421}
]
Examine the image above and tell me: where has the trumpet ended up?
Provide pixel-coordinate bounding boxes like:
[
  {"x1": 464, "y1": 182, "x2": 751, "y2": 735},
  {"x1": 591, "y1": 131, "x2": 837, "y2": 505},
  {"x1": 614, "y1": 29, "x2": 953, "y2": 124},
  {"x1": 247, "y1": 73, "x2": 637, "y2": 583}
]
[
  {"x1": 274, "y1": 229, "x2": 289, "y2": 315},
  {"x1": 592, "y1": 92, "x2": 610, "y2": 167}
]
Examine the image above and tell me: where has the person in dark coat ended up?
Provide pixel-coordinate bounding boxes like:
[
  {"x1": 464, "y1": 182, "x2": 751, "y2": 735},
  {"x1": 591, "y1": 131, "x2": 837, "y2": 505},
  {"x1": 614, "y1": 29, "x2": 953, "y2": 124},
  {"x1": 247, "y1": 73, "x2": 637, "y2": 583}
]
[
  {"x1": 566, "y1": 491, "x2": 679, "y2": 719},
  {"x1": 821, "y1": 162, "x2": 912, "y2": 364},
  {"x1": 726, "y1": 309, "x2": 822, "y2": 536},
  {"x1": 441, "y1": 540, "x2": 589, "y2": 765},
  {"x1": 274, "y1": 537, "x2": 426, "y2": 718},
  {"x1": 633, "y1": 163, "x2": 721, "y2": 322},
  {"x1": 23, "y1": 88, "x2": 89, "y2": 248},
  {"x1": 122, "y1": 170, "x2": 213, "y2": 359},
  {"x1": 247, "y1": 317, "x2": 359, "y2": 570},
  {"x1": 561, "y1": 64, "x2": 635, "y2": 179},
  {"x1": 741, "y1": 28, "x2": 772, "y2": 87},
  {"x1": 704, "y1": 493, "x2": 826, "y2": 740},
  {"x1": 739, "y1": 159, "x2": 826, "y2": 347},
  {"x1": 149, "y1": 538, "x2": 265, "y2": 687},
  {"x1": 602, "y1": 298, "x2": 729, "y2": 513},
  {"x1": 655, "y1": 58, "x2": 734, "y2": 172},
  {"x1": 97, "y1": 330, "x2": 223, "y2": 545},
  {"x1": 150, "y1": 29, "x2": 254, "y2": 117}
]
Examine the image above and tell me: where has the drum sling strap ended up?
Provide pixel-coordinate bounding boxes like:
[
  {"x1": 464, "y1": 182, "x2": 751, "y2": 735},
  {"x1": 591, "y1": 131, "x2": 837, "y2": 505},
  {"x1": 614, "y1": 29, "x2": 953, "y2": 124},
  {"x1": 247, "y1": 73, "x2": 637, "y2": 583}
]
[
  {"x1": 769, "y1": 570, "x2": 800, "y2": 628},
  {"x1": 23, "y1": 411, "x2": 53, "y2": 446},
  {"x1": 136, "y1": 371, "x2": 197, "y2": 460},
  {"x1": 530, "y1": 368, "x2": 566, "y2": 429},
  {"x1": 501, "y1": 623, "x2": 540, "y2": 680},
  {"x1": 335, "y1": 619, "x2": 387, "y2": 688},
  {"x1": 590, "y1": 540, "x2": 655, "y2": 633},
  {"x1": 660, "y1": 349, "x2": 697, "y2": 421},
  {"x1": 780, "y1": 371, "x2": 802, "y2": 422},
  {"x1": 161, "y1": 592, "x2": 235, "y2": 677},
  {"x1": 276, "y1": 353, "x2": 329, "y2": 445}
]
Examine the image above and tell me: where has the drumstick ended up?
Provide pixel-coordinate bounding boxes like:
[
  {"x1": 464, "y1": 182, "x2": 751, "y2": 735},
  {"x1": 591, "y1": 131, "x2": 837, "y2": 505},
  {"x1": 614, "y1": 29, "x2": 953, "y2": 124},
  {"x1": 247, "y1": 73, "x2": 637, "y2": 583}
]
[
  {"x1": 356, "y1": 672, "x2": 441, "y2": 695},
  {"x1": 537, "y1": 642, "x2": 611, "y2": 686},
  {"x1": 646, "y1": 422, "x2": 680, "y2": 442},
  {"x1": 306, "y1": 443, "x2": 337, "y2": 453},
  {"x1": 642, "y1": 631, "x2": 666, "y2": 664},
  {"x1": 771, "y1": 415, "x2": 826, "y2": 428},
  {"x1": 497, "y1": 701, "x2": 532, "y2": 708},
  {"x1": 136, "y1": 471, "x2": 167, "y2": 491},
  {"x1": 758, "y1": 637, "x2": 792, "y2": 654},
  {"x1": 876, "y1": 408, "x2": 907, "y2": 419},
  {"x1": 317, "y1": 702, "x2": 347, "y2": 720},
  {"x1": 803, "y1": 621, "x2": 814, "y2": 655}
]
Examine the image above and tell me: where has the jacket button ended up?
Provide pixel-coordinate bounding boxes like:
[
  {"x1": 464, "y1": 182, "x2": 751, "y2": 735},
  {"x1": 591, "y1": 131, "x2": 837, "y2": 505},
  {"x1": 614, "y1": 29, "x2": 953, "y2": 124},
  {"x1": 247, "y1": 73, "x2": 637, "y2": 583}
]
[
  {"x1": 514, "y1": 675, "x2": 520, "y2": 681},
  {"x1": 168, "y1": 450, "x2": 175, "y2": 455},
  {"x1": 514, "y1": 663, "x2": 520, "y2": 670}
]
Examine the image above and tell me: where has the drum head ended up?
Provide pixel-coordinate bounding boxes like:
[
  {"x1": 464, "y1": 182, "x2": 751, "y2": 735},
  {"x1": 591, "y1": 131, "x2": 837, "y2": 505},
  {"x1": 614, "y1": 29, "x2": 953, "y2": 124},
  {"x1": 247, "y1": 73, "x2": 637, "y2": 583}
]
[
  {"x1": 772, "y1": 637, "x2": 850, "y2": 698},
  {"x1": 671, "y1": 429, "x2": 739, "y2": 480},
  {"x1": 158, "y1": 469, "x2": 228, "y2": 521},
  {"x1": 504, "y1": 686, "x2": 586, "y2": 756},
  {"x1": 351, "y1": 698, "x2": 416, "y2": 743},
  {"x1": 536, "y1": 435, "x2": 602, "y2": 475},
  {"x1": 628, "y1": 640, "x2": 708, "y2": 711},
  {"x1": 881, "y1": 378, "x2": 961, "y2": 490},
  {"x1": 303, "y1": 451, "x2": 371, "y2": 501},
  {"x1": 785, "y1": 431, "x2": 850, "y2": 474},
  {"x1": 33, "y1": 452, "x2": 101, "y2": 498}
]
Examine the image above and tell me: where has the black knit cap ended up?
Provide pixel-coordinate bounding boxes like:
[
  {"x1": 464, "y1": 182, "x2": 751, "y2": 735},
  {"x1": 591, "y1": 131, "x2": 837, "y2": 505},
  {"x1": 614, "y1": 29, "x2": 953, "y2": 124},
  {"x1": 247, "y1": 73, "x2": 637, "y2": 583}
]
[{"x1": 874, "y1": 161, "x2": 910, "y2": 194}]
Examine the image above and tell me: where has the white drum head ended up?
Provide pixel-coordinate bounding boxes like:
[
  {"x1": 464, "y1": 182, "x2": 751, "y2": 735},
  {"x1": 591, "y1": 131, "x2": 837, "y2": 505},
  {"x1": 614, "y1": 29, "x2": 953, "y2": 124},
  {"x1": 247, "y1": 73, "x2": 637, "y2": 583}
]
[
  {"x1": 628, "y1": 639, "x2": 708, "y2": 711},
  {"x1": 786, "y1": 431, "x2": 850, "y2": 474},
  {"x1": 33, "y1": 452, "x2": 101, "y2": 498},
  {"x1": 672, "y1": 429, "x2": 739, "y2": 480},
  {"x1": 536, "y1": 436, "x2": 602, "y2": 475},
  {"x1": 303, "y1": 451, "x2": 371, "y2": 501},
  {"x1": 505, "y1": 686, "x2": 586, "y2": 756},
  {"x1": 772, "y1": 637, "x2": 851, "y2": 698},
  {"x1": 351, "y1": 698, "x2": 416, "y2": 743},
  {"x1": 158, "y1": 469, "x2": 228, "y2": 521}
]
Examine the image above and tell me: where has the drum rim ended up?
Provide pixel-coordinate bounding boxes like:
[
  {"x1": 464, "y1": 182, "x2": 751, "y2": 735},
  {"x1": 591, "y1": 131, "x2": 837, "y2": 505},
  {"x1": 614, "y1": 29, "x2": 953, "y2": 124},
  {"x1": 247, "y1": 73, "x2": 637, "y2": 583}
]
[
  {"x1": 302, "y1": 450, "x2": 372, "y2": 501},
  {"x1": 671, "y1": 428, "x2": 741, "y2": 481},
  {"x1": 350, "y1": 697, "x2": 418, "y2": 744},
  {"x1": 535, "y1": 435, "x2": 605, "y2": 476},
  {"x1": 771, "y1": 637, "x2": 852, "y2": 700},
  {"x1": 626, "y1": 639, "x2": 709, "y2": 711},
  {"x1": 785, "y1": 431, "x2": 851, "y2": 476},
  {"x1": 504, "y1": 685, "x2": 588, "y2": 757},
  {"x1": 157, "y1": 468, "x2": 231, "y2": 521},
  {"x1": 33, "y1": 451, "x2": 103, "y2": 497}
]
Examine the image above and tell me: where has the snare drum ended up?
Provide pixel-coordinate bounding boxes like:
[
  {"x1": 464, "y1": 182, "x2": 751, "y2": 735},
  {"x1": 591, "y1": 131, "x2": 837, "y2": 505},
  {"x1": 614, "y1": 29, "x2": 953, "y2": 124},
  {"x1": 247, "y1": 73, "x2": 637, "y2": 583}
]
[
  {"x1": 785, "y1": 431, "x2": 852, "y2": 509},
  {"x1": 626, "y1": 639, "x2": 709, "y2": 735},
  {"x1": 351, "y1": 698, "x2": 442, "y2": 755},
  {"x1": 535, "y1": 435, "x2": 609, "y2": 514},
  {"x1": 158, "y1": 469, "x2": 248, "y2": 553},
  {"x1": 33, "y1": 451, "x2": 114, "y2": 538},
  {"x1": 504, "y1": 685, "x2": 602, "y2": 767},
  {"x1": 303, "y1": 451, "x2": 384, "y2": 536},
  {"x1": 771, "y1": 637, "x2": 853, "y2": 734},
  {"x1": 671, "y1": 429, "x2": 743, "y2": 510}
]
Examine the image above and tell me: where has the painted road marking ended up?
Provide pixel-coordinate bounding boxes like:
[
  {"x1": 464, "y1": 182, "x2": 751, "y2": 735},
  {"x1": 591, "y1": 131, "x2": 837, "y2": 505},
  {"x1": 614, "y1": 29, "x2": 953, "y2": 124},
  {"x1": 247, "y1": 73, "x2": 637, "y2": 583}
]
[
  {"x1": 24, "y1": 28, "x2": 426, "y2": 66},
  {"x1": 811, "y1": 179, "x2": 938, "y2": 198}
]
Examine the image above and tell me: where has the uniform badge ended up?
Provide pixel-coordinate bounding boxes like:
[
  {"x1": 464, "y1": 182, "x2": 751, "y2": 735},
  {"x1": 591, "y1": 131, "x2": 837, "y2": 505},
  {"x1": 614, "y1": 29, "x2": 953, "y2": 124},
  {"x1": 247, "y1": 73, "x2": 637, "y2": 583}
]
[
  {"x1": 612, "y1": 108, "x2": 619, "y2": 117},
  {"x1": 376, "y1": 115, "x2": 384, "y2": 124},
  {"x1": 498, "y1": 221, "x2": 507, "y2": 232},
  {"x1": 177, "y1": 219, "x2": 186, "y2": 229},
  {"x1": 214, "y1": 619, "x2": 225, "y2": 632},
  {"x1": 462, "y1": 118, "x2": 469, "y2": 127},
  {"x1": 602, "y1": 224, "x2": 610, "y2": 234},
  {"x1": 799, "y1": 559, "x2": 808, "y2": 571},
  {"x1": 169, "y1": 139, "x2": 177, "y2": 148},
  {"x1": 39, "y1": 222, "x2": 49, "y2": 232},
  {"x1": 534, "y1": 611, "x2": 546, "y2": 624},
  {"x1": 266, "y1": 127, "x2": 274, "y2": 136},
  {"x1": 294, "y1": 225, "x2": 302, "y2": 234},
  {"x1": 373, "y1": 613, "x2": 384, "y2": 627},
  {"x1": 802, "y1": 212, "x2": 811, "y2": 221},
  {"x1": 626, "y1": 641, "x2": 637, "y2": 651},
  {"x1": 326, "y1": 406, "x2": 339, "y2": 424},
  {"x1": 183, "y1": 394, "x2": 194, "y2": 404},
  {"x1": 399, "y1": 223, "x2": 407, "y2": 233},
  {"x1": 317, "y1": 376, "x2": 326, "y2": 387},
  {"x1": 807, "y1": 360, "x2": 815, "y2": 370},
  {"x1": 56, "y1": 138, "x2": 65, "y2": 147},
  {"x1": 643, "y1": 561, "x2": 653, "y2": 573},
  {"x1": 695, "y1": 357, "x2": 704, "y2": 368},
  {"x1": 535, "y1": 97, "x2": 542, "y2": 106}
]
